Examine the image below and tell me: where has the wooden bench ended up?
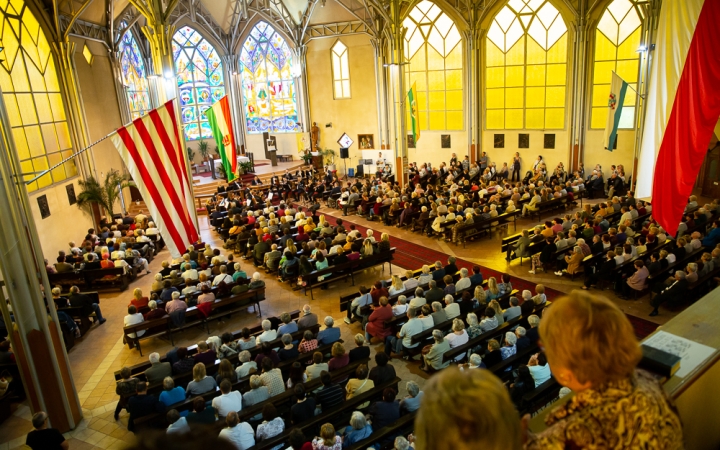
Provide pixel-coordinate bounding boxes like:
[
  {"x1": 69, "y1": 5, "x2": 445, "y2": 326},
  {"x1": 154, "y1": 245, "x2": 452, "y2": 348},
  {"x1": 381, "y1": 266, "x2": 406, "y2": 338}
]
[{"x1": 122, "y1": 288, "x2": 266, "y2": 355}]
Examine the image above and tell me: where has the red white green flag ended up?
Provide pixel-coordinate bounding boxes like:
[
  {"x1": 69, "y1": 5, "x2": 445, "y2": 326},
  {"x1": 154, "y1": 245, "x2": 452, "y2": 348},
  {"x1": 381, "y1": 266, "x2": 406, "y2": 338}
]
[{"x1": 205, "y1": 96, "x2": 237, "y2": 181}]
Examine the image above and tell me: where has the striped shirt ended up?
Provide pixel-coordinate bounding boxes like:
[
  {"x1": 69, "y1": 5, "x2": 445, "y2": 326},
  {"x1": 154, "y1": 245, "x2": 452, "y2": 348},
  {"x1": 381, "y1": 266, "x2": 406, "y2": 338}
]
[{"x1": 315, "y1": 383, "x2": 345, "y2": 411}]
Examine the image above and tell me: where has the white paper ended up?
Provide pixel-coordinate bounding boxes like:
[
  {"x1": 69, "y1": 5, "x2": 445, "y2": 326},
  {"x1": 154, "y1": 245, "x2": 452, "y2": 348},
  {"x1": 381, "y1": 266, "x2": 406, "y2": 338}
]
[{"x1": 643, "y1": 330, "x2": 717, "y2": 378}]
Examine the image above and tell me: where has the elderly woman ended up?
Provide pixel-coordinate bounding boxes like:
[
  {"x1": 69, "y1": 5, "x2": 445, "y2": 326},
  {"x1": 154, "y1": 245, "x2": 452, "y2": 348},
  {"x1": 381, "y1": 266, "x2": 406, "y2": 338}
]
[
  {"x1": 399, "y1": 380, "x2": 424, "y2": 414},
  {"x1": 150, "y1": 273, "x2": 164, "y2": 292},
  {"x1": 555, "y1": 246, "x2": 584, "y2": 276},
  {"x1": 417, "y1": 265, "x2": 433, "y2": 285},
  {"x1": 525, "y1": 291, "x2": 683, "y2": 449},
  {"x1": 445, "y1": 318, "x2": 468, "y2": 362},
  {"x1": 465, "y1": 312, "x2": 483, "y2": 339},
  {"x1": 342, "y1": 410, "x2": 373, "y2": 446},
  {"x1": 143, "y1": 300, "x2": 166, "y2": 321},
  {"x1": 414, "y1": 367, "x2": 521, "y2": 450},
  {"x1": 420, "y1": 329, "x2": 450, "y2": 371}
]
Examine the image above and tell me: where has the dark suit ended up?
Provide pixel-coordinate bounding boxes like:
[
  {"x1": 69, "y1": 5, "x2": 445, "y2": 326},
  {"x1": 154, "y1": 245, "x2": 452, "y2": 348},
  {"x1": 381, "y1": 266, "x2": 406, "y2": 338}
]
[
  {"x1": 425, "y1": 287, "x2": 444, "y2": 304},
  {"x1": 651, "y1": 278, "x2": 688, "y2": 309},
  {"x1": 69, "y1": 293, "x2": 104, "y2": 322}
]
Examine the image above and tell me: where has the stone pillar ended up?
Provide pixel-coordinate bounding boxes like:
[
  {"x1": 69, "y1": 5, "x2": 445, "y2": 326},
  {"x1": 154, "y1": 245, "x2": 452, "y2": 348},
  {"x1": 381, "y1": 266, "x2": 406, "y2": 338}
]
[
  {"x1": 0, "y1": 90, "x2": 82, "y2": 432},
  {"x1": 371, "y1": 37, "x2": 387, "y2": 151},
  {"x1": 464, "y1": 27, "x2": 480, "y2": 161},
  {"x1": 292, "y1": 45, "x2": 310, "y2": 132}
]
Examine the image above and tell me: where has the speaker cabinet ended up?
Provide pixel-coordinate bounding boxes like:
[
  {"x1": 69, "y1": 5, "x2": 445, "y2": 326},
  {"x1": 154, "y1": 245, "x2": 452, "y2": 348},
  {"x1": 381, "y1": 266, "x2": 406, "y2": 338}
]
[{"x1": 340, "y1": 147, "x2": 349, "y2": 159}]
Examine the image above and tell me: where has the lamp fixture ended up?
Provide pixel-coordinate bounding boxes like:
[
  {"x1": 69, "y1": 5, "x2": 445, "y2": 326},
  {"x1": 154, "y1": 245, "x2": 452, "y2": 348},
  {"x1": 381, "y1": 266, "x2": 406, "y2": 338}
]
[{"x1": 636, "y1": 44, "x2": 646, "y2": 53}]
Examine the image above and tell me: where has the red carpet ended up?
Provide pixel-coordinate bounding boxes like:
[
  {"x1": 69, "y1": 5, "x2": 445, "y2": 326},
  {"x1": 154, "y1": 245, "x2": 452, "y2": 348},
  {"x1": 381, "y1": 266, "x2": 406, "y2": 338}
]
[{"x1": 316, "y1": 212, "x2": 659, "y2": 339}]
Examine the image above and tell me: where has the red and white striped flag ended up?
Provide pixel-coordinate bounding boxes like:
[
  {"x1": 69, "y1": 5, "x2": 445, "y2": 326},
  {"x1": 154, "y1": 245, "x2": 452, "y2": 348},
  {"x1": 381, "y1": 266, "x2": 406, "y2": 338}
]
[
  {"x1": 111, "y1": 100, "x2": 199, "y2": 258},
  {"x1": 636, "y1": 0, "x2": 720, "y2": 237}
]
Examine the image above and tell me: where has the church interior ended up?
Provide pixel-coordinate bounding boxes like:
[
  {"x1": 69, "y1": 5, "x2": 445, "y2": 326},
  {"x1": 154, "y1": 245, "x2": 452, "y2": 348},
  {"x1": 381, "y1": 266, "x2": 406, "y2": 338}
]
[{"x1": 0, "y1": 0, "x2": 719, "y2": 449}]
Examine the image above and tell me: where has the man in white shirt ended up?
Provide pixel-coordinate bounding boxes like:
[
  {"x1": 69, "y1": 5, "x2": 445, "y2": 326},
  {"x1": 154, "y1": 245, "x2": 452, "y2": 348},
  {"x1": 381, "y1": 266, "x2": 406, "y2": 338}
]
[
  {"x1": 454, "y1": 268, "x2": 471, "y2": 292},
  {"x1": 255, "y1": 320, "x2": 277, "y2": 344},
  {"x1": 443, "y1": 295, "x2": 460, "y2": 319},
  {"x1": 305, "y1": 352, "x2": 329, "y2": 381},
  {"x1": 166, "y1": 410, "x2": 190, "y2": 435},
  {"x1": 182, "y1": 266, "x2": 199, "y2": 281},
  {"x1": 181, "y1": 280, "x2": 197, "y2": 296},
  {"x1": 384, "y1": 307, "x2": 423, "y2": 359},
  {"x1": 345, "y1": 286, "x2": 373, "y2": 324},
  {"x1": 218, "y1": 411, "x2": 255, "y2": 449},
  {"x1": 212, "y1": 380, "x2": 243, "y2": 417},
  {"x1": 409, "y1": 288, "x2": 427, "y2": 308},
  {"x1": 392, "y1": 296, "x2": 408, "y2": 316},
  {"x1": 619, "y1": 207, "x2": 633, "y2": 226}
]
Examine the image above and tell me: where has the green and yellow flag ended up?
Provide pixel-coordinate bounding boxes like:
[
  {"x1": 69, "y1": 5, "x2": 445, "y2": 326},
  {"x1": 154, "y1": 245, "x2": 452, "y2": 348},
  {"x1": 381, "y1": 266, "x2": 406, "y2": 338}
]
[{"x1": 408, "y1": 82, "x2": 420, "y2": 144}]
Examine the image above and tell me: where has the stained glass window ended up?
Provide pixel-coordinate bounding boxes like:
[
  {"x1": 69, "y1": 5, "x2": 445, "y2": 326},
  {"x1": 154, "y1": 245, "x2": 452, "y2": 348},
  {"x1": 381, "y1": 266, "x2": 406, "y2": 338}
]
[
  {"x1": 403, "y1": 0, "x2": 463, "y2": 131},
  {"x1": 331, "y1": 41, "x2": 350, "y2": 99},
  {"x1": 590, "y1": 0, "x2": 643, "y2": 128},
  {"x1": 240, "y1": 21, "x2": 300, "y2": 134},
  {"x1": 0, "y1": 0, "x2": 77, "y2": 192},
  {"x1": 485, "y1": 0, "x2": 568, "y2": 129},
  {"x1": 118, "y1": 27, "x2": 151, "y2": 120},
  {"x1": 172, "y1": 26, "x2": 225, "y2": 140}
]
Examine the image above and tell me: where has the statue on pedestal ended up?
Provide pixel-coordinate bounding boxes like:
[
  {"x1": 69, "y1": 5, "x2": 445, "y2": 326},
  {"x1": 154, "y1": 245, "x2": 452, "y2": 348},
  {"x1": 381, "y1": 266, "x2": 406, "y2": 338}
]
[{"x1": 311, "y1": 122, "x2": 320, "y2": 150}]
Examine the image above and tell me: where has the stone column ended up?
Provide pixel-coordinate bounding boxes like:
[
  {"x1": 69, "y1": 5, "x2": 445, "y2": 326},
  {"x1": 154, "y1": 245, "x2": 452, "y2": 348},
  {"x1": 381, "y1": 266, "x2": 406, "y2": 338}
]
[
  {"x1": 463, "y1": 27, "x2": 480, "y2": 161},
  {"x1": 292, "y1": 44, "x2": 310, "y2": 132},
  {"x1": 0, "y1": 90, "x2": 82, "y2": 432}
]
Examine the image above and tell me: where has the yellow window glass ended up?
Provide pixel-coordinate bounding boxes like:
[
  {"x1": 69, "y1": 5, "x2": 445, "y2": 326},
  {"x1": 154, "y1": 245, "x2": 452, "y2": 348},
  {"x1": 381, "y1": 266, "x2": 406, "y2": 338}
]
[
  {"x1": 331, "y1": 40, "x2": 351, "y2": 98},
  {"x1": 0, "y1": 0, "x2": 76, "y2": 192},
  {"x1": 485, "y1": 0, "x2": 568, "y2": 130},
  {"x1": 590, "y1": 0, "x2": 643, "y2": 129},
  {"x1": 404, "y1": 0, "x2": 463, "y2": 131}
]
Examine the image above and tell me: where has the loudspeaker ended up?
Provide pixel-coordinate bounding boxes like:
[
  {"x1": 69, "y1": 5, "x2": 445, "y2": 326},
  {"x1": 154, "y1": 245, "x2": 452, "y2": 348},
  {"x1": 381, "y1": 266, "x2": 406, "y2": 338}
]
[
  {"x1": 356, "y1": 165, "x2": 364, "y2": 177},
  {"x1": 340, "y1": 147, "x2": 349, "y2": 159}
]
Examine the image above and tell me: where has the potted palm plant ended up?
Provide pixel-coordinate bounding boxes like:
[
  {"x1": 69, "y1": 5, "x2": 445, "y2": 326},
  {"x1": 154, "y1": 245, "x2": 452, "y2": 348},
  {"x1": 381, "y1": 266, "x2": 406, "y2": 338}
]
[
  {"x1": 76, "y1": 169, "x2": 135, "y2": 224},
  {"x1": 186, "y1": 146, "x2": 196, "y2": 164},
  {"x1": 198, "y1": 140, "x2": 210, "y2": 161}
]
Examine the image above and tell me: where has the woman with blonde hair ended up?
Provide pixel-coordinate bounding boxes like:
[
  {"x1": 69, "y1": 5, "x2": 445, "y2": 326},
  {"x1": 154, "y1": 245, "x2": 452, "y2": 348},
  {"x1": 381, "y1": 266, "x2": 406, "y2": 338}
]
[
  {"x1": 151, "y1": 273, "x2": 164, "y2": 292},
  {"x1": 525, "y1": 291, "x2": 682, "y2": 448},
  {"x1": 312, "y1": 423, "x2": 342, "y2": 449},
  {"x1": 414, "y1": 367, "x2": 521, "y2": 450},
  {"x1": 361, "y1": 239, "x2": 375, "y2": 258},
  {"x1": 378, "y1": 233, "x2": 391, "y2": 253},
  {"x1": 129, "y1": 288, "x2": 149, "y2": 311},
  {"x1": 388, "y1": 274, "x2": 405, "y2": 296},
  {"x1": 489, "y1": 299, "x2": 504, "y2": 326},
  {"x1": 486, "y1": 277, "x2": 501, "y2": 300},
  {"x1": 186, "y1": 363, "x2": 217, "y2": 396},
  {"x1": 473, "y1": 285, "x2": 488, "y2": 310}
]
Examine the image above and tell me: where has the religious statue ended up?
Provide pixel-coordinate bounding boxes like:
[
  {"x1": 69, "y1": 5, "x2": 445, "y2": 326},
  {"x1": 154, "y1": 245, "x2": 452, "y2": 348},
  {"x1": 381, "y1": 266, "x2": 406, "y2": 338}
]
[{"x1": 311, "y1": 122, "x2": 320, "y2": 150}]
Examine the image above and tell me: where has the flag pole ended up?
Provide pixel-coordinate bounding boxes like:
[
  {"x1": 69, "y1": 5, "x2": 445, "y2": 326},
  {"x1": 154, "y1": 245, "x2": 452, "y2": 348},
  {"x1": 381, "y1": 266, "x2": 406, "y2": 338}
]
[
  {"x1": 23, "y1": 131, "x2": 116, "y2": 185},
  {"x1": 611, "y1": 70, "x2": 641, "y2": 96}
]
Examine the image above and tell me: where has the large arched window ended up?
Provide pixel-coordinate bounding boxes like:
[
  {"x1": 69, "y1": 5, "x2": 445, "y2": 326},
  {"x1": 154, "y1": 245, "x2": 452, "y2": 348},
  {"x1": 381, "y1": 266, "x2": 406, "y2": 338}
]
[
  {"x1": 403, "y1": 0, "x2": 463, "y2": 131},
  {"x1": 0, "y1": 0, "x2": 77, "y2": 192},
  {"x1": 485, "y1": 0, "x2": 568, "y2": 129},
  {"x1": 172, "y1": 26, "x2": 225, "y2": 141},
  {"x1": 240, "y1": 21, "x2": 300, "y2": 133},
  {"x1": 590, "y1": 0, "x2": 643, "y2": 129},
  {"x1": 118, "y1": 27, "x2": 151, "y2": 120}
]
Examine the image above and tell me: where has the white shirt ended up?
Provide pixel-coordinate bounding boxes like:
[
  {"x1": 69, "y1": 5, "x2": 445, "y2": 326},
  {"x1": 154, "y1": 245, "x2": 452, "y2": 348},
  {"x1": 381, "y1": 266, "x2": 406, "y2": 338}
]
[
  {"x1": 403, "y1": 278, "x2": 419, "y2": 291},
  {"x1": 256, "y1": 329, "x2": 278, "y2": 344},
  {"x1": 183, "y1": 269, "x2": 199, "y2": 280},
  {"x1": 455, "y1": 277, "x2": 471, "y2": 292},
  {"x1": 444, "y1": 303, "x2": 460, "y2": 319},
  {"x1": 445, "y1": 330, "x2": 469, "y2": 362},
  {"x1": 167, "y1": 417, "x2": 190, "y2": 435},
  {"x1": 219, "y1": 422, "x2": 255, "y2": 450},
  {"x1": 392, "y1": 304, "x2": 408, "y2": 316},
  {"x1": 409, "y1": 297, "x2": 427, "y2": 308},
  {"x1": 418, "y1": 315, "x2": 434, "y2": 330},
  {"x1": 529, "y1": 364, "x2": 552, "y2": 387},
  {"x1": 212, "y1": 391, "x2": 243, "y2": 417},
  {"x1": 213, "y1": 274, "x2": 233, "y2": 286},
  {"x1": 124, "y1": 313, "x2": 145, "y2": 338}
]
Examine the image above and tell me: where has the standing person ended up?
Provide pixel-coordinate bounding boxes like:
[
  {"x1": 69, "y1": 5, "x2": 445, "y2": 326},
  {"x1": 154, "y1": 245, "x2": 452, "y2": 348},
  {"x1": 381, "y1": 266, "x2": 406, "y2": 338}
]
[
  {"x1": 25, "y1": 412, "x2": 68, "y2": 450},
  {"x1": 512, "y1": 152, "x2": 521, "y2": 182},
  {"x1": 114, "y1": 367, "x2": 138, "y2": 420}
]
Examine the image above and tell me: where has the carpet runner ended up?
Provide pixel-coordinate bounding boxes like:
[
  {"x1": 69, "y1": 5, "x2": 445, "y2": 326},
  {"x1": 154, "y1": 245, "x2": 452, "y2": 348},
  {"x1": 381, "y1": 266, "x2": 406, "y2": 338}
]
[{"x1": 316, "y1": 212, "x2": 659, "y2": 339}]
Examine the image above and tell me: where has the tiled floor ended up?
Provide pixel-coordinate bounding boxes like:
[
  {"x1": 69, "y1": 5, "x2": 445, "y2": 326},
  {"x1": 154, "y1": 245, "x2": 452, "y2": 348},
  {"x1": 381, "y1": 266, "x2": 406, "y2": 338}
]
[{"x1": 0, "y1": 196, "x2": 678, "y2": 448}]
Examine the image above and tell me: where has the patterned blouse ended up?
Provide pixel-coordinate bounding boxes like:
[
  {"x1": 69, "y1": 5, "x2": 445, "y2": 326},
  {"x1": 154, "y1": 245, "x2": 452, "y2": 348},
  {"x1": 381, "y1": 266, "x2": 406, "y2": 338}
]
[{"x1": 526, "y1": 370, "x2": 683, "y2": 450}]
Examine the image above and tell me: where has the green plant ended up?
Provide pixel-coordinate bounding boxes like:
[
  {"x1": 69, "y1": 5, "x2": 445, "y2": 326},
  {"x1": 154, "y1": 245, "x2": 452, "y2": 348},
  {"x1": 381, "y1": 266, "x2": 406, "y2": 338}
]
[
  {"x1": 301, "y1": 151, "x2": 312, "y2": 164},
  {"x1": 198, "y1": 140, "x2": 210, "y2": 160},
  {"x1": 321, "y1": 148, "x2": 336, "y2": 165},
  {"x1": 238, "y1": 161, "x2": 253, "y2": 174},
  {"x1": 76, "y1": 169, "x2": 135, "y2": 217},
  {"x1": 186, "y1": 146, "x2": 196, "y2": 163}
]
